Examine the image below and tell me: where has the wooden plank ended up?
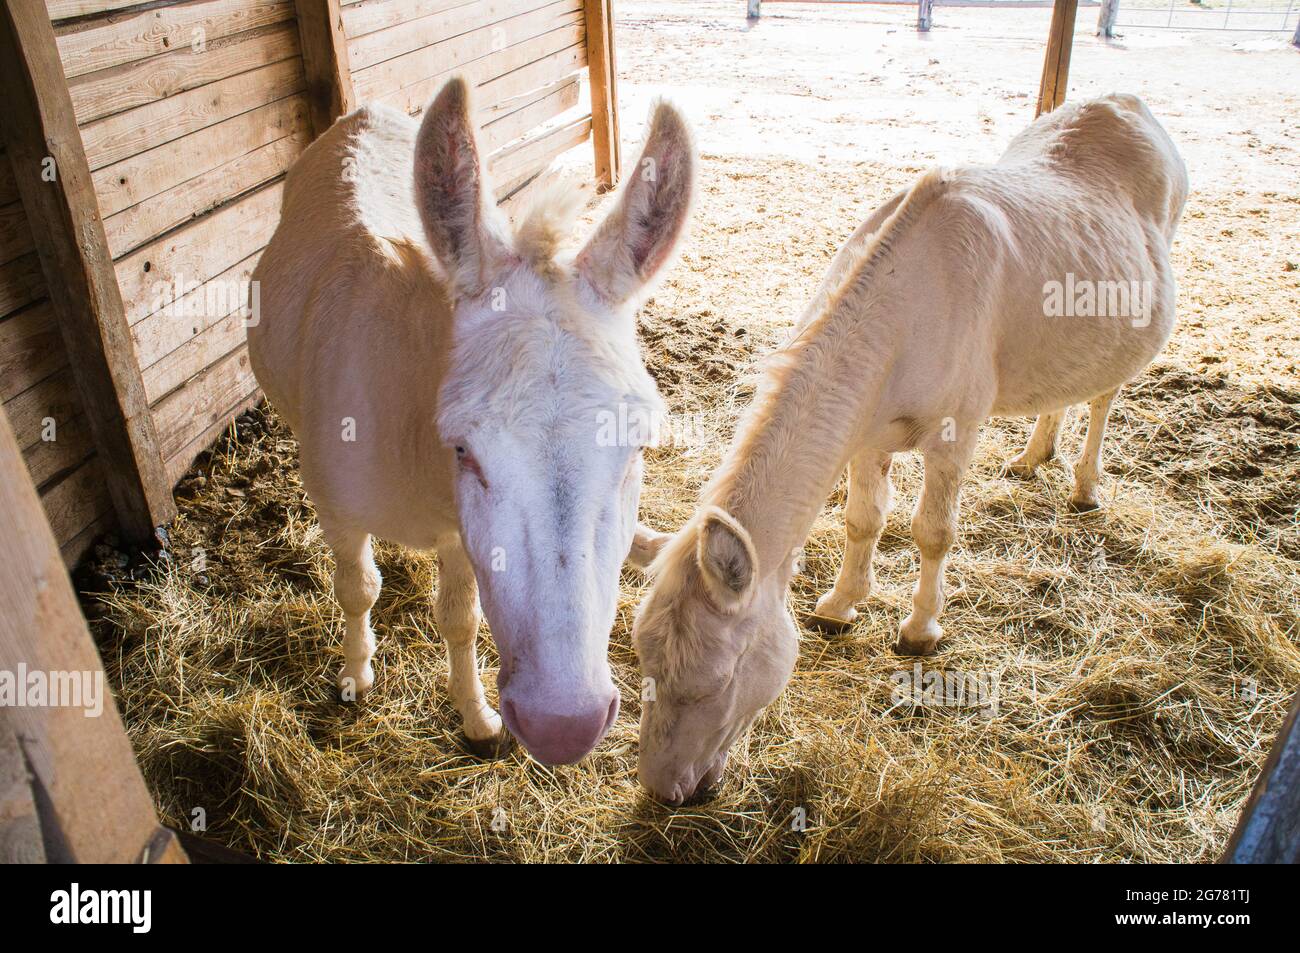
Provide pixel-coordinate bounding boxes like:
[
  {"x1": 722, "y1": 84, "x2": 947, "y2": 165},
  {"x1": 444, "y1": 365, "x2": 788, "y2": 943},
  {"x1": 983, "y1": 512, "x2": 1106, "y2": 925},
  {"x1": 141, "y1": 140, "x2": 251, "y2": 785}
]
[
  {"x1": 59, "y1": 511, "x2": 110, "y2": 567},
  {"x1": 67, "y1": 20, "x2": 300, "y2": 125},
  {"x1": 5, "y1": 367, "x2": 82, "y2": 453},
  {"x1": 164, "y1": 388, "x2": 259, "y2": 485},
  {"x1": 294, "y1": 0, "x2": 356, "y2": 138},
  {"x1": 0, "y1": 719, "x2": 45, "y2": 864},
  {"x1": 54, "y1": 0, "x2": 294, "y2": 80},
  {"x1": 153, "y1": 340, "x2": 257, "y2": 461},
  {"x1": 489, "y1": 114, "x2": 590, "y2": 183},
  {"x1": 1036, "y1": 0, "x2": 1078, "y2": 116},
  {"x1": 23, "y1": 411, "x2": 95, "y2": 490},
  {"x1": 103, "y1": 126, "x2": 306, "y2": 257},
  {"x1": 92, "y1": 93, "x2": 308, "y2": 219},
  {"x1": 0, "y1": 301, "x2": 62, "y2": 403},
  {"x1": 0, "y1": 253, "x2": 49, "y2": 318},
  {"x1": 480, "y1": 75, "x2": 578, "y2": 154},
  {"x1": 1223, "y1": 690, "x2": 1300, "y2": 863},
  {"x1": 0, "y1": 151, "x2": 17, "y2": 207},
  {"x1": 132, "y1": 247, "x2": 260, "y2": 373},
  {"x1": 143, "y1": 306, "x2": 249, "y2": 403},
  {"x1": 583, "y1": 0, "x2": 619, "y2": 186},
  {"x1": 0, "y1": 200, "x2": 37, "y2": 267},
  {"x1": 47, "y1": 0, "x2": 155, "y2": 20},
  {"x1": 80, "y1": 55, "x2": 305, "y2": 170},
  {"x1": 0, "y1": 405, "x2": 182, "y2": 863},
  {"x1": 348, "y1": 0, "x2": 576, "y2": 72},
  {"x1": 353, "y1": 5, "x2": 581, "y2": 103},
  {"x1": 0, "y1": 2, "x2": 174, "y2": 540},
  {"x1": 342, "y1": 0, "x2": 471, "y2": 40},
  {"x1": 39, "y1": 454, "x2": 111, "y2": 546},
  {"x1": 375, "y1": 27, "x2": 585, "y2": 117},
  {"x1": 115, "y1": 180, "x2": 282, "y2": 326}
]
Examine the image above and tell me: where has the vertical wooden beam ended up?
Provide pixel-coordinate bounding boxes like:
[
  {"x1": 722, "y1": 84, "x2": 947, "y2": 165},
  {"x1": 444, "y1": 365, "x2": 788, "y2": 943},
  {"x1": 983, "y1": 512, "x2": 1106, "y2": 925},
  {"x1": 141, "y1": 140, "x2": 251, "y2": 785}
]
[
  {"x1": 0, "y1": 405, "x2": 185, "y2": 864},
  {"x1": 918, "y1": 0, "x2": 934, "y2": 31},
  {"x1": 0, "y1": 0, "x2": 174, "y2": 543},
  {"x1": 294, "y1": 0, "x2": 356, "y2": 139},
  {"x1": 584, "y1": 0, "x2": 621, "y2": 189},
  {"x1": 1223, "y1": 690, "x2": 1300, "y2": 863},
  {"x1": 747, "y1": 0, "x2": 761, "y2": 18},
  {"x1": 1036, "y1": 0, "x2": 1079, "y2": 117}
]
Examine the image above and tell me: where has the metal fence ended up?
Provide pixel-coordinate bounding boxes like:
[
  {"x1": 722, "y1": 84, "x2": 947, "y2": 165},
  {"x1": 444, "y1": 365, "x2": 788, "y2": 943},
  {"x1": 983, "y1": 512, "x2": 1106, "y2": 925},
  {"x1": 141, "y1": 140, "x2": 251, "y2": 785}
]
[{"x1": 1111, "y1": 0, "x2": 1297, "y2": 31}]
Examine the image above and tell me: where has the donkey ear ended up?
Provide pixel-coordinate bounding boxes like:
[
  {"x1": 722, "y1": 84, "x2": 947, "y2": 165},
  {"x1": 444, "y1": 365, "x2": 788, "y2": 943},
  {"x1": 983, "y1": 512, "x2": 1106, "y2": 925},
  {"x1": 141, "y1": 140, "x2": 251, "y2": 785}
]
[
  {"x1": 413, "y1": 76, "x2": 510, "y2": 294},
  {"x1": 576, "y1": 100, "x2": 696, "y2": 306},
  {"x1": 696, "y1": 507, "x2": 757, "y2": 612}
]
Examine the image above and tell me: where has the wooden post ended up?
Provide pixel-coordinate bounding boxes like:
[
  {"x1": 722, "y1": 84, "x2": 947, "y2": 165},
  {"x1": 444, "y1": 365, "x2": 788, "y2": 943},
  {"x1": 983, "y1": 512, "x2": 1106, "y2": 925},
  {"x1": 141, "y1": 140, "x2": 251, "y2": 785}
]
[
  {"x1": 1293, "y1": 16, "x2": 1299, "y2": 47},
  {"x1": 584, "y1": 0, "x2": 621, "y2": 189},
  {"x1": 0, "y1": 0, "x2": 175, "y2": 543},
  {"x1": 294, "y1": 0, "x2": 356, "y2": 139},
  {"x1": 918, "y1": 0, "x2": 934, "y2": 31},
  {"x1": 1036, "y1": 0, "x2": 1079, "y2": 117},
  {"x1": 1097, "y1": 0, "x2": 1119, "y2": 37},
  {"x1": 1223, "y1": 690, "x2": 1300, "y2": 863},
  {"x1": 0, "y1": 406, "x2": 185, "y2": 864},
  {"x1": 748, "y1": 0, "x2": 761, "y2": 18}
]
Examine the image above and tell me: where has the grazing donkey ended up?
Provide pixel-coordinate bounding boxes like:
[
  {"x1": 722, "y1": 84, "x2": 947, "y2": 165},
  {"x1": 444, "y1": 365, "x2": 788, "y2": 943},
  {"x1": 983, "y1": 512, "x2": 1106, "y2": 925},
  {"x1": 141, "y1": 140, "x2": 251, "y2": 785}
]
[
  {"x1": 632, "y1": 94, "x2": 1187, "y2": 803},
  {"x1": 249, "y1": 78, "x2": 695, "y2": 764}
]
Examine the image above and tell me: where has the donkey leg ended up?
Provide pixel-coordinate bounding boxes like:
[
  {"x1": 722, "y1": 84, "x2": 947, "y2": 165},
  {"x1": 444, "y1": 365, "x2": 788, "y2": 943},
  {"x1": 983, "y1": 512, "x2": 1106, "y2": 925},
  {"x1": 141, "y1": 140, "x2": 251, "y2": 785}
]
[
  {"x1": 435, "y1": 538, "x2": 504, "y2": 751},
  {"x1": 897, "y1": 438, "x2": 974, "y2": 656},
  {"x1": 813, "y1": 449, "x2": 894, "y2": 628},
  {"x1": 1070, "y1": 388, "x2": 1119, "y2": 512},
  {"x1": 324, "y1": 525, "x2": 381, "y2": 700},
  {"x1": 1006, "y1": 409, "x2": 1065, "y2": 476}
]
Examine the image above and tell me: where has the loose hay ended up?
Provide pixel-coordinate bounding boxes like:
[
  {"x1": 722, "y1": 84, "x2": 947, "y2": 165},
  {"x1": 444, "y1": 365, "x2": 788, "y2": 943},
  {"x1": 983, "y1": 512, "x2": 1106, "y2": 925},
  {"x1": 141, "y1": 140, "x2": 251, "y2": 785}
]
[{"x1": 79, "y1": 146, "x2": 1299, "y2": 862}]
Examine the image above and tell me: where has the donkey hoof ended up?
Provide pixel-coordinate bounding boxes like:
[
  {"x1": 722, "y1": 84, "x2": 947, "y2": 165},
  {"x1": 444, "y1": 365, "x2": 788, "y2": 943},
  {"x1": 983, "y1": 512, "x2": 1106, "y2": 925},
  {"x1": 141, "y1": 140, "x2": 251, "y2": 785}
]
[
  {"x1": 1068, "y1": 495, "x2": 1101, "y2": 513},
  {"x1": 464, "y1": 730, "x2": 514, "y2": 760},
  {"x1": 1004, "y1": 457, "x2": 1044, "y2": 479},
  {"x1": 895, "y1": 617, "x2": 942, "y2": 656},
  {"x1": 337, "y1": 665, "x2": 374, "y2": 701},
  {"x1": 807, "y1": 594, "x2": 858, "y2": 633}
]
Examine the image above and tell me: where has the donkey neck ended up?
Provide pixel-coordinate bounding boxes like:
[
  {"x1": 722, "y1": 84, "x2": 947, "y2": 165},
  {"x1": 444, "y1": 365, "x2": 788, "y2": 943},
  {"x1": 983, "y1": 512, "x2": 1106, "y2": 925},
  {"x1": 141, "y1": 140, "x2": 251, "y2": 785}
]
[
  {"x1": 703, "y1": 291, "x2": 895, "y2": 581},
  {"x1": 699, "y1": 173, "x2": 942, "y2": 582}
]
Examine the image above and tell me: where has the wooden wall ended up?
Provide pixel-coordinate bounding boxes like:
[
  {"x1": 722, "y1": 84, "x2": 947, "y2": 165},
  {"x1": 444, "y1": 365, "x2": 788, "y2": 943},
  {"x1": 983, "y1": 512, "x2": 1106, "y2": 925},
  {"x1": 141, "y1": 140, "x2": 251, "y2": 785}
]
[{"x1": 0, "y1": 0, "x2": 618, "y2": 565}]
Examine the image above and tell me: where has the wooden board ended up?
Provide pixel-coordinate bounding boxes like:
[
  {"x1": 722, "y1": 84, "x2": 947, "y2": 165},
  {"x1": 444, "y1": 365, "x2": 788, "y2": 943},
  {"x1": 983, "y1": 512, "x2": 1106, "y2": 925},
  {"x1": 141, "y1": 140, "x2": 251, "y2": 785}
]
[
  {"x1": 1036, "y1": 0, "x2": 1078, "y2": 116},
  {"x1": 0, "y1": 1, "x2": 175, "y2": 541},
  {"x1": 353, "y1": 4, "x2": 580, "y2": 102},
  {"x1": 0, "y1": 404, "x2": 184, "y2": 862},
  {"x1": 0, "y1": 301, "x2": 63, "y2": 403},
  {"x1": 0, "y1": 253, "x2": 47, "y2": 318},
  {"x1": 91, "y1": 92, "x2": 308, "y2": 219},
  {"x1": 583, "y1": 0, "x2": 619, "y2": 186},
  {"x1": 80, "y1": 55, "x2": 305, "y2": 170},
  {"x1": 341, "y1": 0, "x2": 473, "y2": 40},
  {"x1": 115, "y1": 180, "x2": 282, "y2": 326},
  {"x1": 348, "y1": 0, "x2": 575, "y2": 72},
  {"x1": 480, "y1": 75, "x2": 579, "y2": 154},
  {"x1": 102, "y1": 124, "x2": 307, "y2": 258},
  {"x1": 67, "y1": 20, "x2": 300, "y2": 125},
  {"x1": 54, "y1": 0, "x2": 294, "y2": 80}
]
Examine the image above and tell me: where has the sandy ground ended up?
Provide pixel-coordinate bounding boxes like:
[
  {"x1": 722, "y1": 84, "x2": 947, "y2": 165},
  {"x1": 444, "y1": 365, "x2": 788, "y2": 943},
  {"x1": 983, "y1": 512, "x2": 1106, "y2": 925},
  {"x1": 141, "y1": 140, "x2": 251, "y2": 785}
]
[{"x1": 80, "y1": 3, "x2": 1299, "y2": 862}]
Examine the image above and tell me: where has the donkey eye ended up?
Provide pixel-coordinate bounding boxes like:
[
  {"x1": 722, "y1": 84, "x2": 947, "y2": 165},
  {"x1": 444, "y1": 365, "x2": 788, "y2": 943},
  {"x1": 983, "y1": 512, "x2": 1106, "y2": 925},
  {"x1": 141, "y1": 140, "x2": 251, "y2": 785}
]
[{"x1": 455, "y1": 445, "x2": 466, "y2": 457}]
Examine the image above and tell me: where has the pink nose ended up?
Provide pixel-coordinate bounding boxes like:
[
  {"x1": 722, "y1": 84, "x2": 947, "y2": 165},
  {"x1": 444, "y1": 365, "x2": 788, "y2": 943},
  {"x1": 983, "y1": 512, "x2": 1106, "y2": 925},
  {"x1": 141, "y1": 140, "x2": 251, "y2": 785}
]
[{"x1": 503, "y1": 693, "x2": 620, "y2": 765}]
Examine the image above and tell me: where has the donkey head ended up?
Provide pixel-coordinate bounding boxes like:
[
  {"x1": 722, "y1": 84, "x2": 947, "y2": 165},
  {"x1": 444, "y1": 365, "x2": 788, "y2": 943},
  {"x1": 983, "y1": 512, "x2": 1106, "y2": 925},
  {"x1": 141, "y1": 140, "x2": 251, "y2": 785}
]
[
  {"x1": 414, "y1": 78, "x2": 695, "y2": 764},
  {"x1": 632, "y1": 507, "x2": 799, "y2": 803}
]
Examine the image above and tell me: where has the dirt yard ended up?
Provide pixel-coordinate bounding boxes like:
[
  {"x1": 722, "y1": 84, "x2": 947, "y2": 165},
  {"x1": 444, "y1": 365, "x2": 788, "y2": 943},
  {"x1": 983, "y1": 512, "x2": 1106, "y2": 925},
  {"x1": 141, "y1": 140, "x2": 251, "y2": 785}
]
[{"x1": 82, "y1": 2, "x2": 1299, "y2": 861}]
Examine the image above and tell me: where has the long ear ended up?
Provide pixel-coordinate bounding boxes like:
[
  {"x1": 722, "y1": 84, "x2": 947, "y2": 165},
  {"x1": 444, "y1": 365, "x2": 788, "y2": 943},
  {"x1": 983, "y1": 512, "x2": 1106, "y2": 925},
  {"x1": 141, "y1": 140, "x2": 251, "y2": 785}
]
[
  {"x1": 413, "y1": 76, "x2": 511, "y2": 295},
  {"x1": 576, "y1": 100, "x2": 696, "y2": 306},
  {"x1": 696, "y1": 507, "x2": 757, "y2": 612}
]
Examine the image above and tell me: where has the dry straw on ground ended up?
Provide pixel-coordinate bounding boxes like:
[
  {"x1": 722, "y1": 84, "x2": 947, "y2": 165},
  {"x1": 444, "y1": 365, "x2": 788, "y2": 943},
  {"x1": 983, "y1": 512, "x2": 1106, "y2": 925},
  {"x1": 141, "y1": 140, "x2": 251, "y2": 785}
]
[{"x1": 81, "y1": 153, "x2": 1299, "y2": 862}]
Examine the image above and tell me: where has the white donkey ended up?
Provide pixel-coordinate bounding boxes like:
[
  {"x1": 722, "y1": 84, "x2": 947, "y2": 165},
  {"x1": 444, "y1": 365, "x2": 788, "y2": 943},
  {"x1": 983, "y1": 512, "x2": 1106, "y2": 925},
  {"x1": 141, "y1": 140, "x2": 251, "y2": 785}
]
[
  {"x1": 631, "y1": 94, "x2": 1188, "y2": 804},
  {"x1": 249, "y1": 78, "x2": 695, "y2": 764}
]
